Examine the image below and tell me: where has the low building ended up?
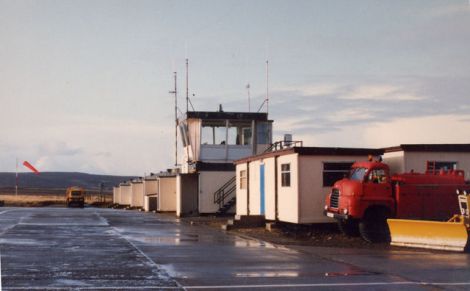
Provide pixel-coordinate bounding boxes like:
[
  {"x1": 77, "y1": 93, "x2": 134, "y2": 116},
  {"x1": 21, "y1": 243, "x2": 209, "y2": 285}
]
[
  {"x1": 113, "y1": 186, "x2": 120, "y2": 204},
  {"x1": 143, "y1": 174, "x2": 158, "y2": 212},
  {"x1": 130, "y1": 178, "x2": 144, "y2": 208},
  {"x1": 158, "y1": 173, "x2": 177, "y2": 212},
  {"x1": 119, "y1": 182, "x2": 132, "y2": 206},
  {"x1": 383, "y1": 144, "x2": 470, "y2": 180},
  {"x1": 235, "y1": 146, "x2": 383, "y2": 224}
]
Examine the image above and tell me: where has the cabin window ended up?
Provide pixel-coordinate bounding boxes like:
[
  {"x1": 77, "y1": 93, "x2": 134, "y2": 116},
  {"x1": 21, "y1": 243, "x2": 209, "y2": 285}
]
[
  {"x1": 201, "y1": 120, "x2": 226, "y2": 145},
  {"x1": 227, "y1": 121, "x2": 251, "y2": 145},
  {"x1": 367, "y1": 169, "x2": 388, "y2": 184},
  {"x1": 257, "y1": 122, "x2": 272, "y2": 144},
  {"x1": 281, "y1": 163, "x2": 291, "y2": 187},
  {"x1": 239, "y1": 170, "x2": 247, "y2": 189},
  {"x1": 323, "y1": 162, "x2": 354, "y2": 187},
  {"x1": 426, "y1": 161, "x2": 457, "y2": 172},
  {"x1": 201, "y1": 120, "x2": 253, "y2": 145}
]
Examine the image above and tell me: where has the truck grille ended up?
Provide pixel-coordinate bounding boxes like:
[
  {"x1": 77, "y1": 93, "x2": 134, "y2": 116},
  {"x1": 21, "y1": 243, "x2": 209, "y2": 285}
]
[{"x1": 330, "y1": 188, "x2": 340, "y2": 208}]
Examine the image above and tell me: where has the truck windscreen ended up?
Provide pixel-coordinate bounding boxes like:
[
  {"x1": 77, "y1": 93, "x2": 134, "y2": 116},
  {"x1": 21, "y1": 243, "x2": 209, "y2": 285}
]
[
  {"x1": 71, "y1": 191, "x2": 82, "y2": 196},
  {"x1": 350, "y1": 168, "x2": 367, "y2": 181}
]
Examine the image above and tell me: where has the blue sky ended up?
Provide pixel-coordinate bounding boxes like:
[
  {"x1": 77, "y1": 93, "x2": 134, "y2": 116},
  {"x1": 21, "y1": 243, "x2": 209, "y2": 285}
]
[{"x1": 1, "y1": 0, "x2": 469, "y2": 175}]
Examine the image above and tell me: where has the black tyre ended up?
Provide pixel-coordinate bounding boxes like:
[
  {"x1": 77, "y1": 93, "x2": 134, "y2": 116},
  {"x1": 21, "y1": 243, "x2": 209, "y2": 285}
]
[
  {"x1": 337, "y1": 219, "x2": 360, "y2": 237},
  {"x1": 359, "y1": 208, "x2": 391, "y2": 243}
]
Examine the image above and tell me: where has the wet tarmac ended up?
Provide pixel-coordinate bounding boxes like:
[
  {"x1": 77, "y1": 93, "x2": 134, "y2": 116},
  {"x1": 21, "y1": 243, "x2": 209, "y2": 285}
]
[{"x1": 0, "y1": 207, "x2": 469, "y2": 290}]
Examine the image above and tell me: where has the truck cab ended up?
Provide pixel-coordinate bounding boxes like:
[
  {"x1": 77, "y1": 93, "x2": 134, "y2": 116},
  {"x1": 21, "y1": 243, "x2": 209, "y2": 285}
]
[
  {"x1": 324, "y1": 160, "x2": 395, "y2": 242},
  {"x1": 325, "y1": 161, "x2": 395, "y2": 220}
]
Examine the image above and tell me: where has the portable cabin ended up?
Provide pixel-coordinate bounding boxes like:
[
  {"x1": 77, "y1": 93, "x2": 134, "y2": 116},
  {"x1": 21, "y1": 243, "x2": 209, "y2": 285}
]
[
  {"x1": 144, "y1": 174, "x2": 159, "y2": 212},
  {"x1": 119, "y1": 182, "x2": 132, "y2": 206},
  {"x1": 383, "y1": 144, "x2": 470, "y2": 180},
  {"x1": 113, "y1": 186, "x2": 120, "y2": 204},
  {"x1": 177, "y1": 110, "x2": 273, "y2": 215},
  {"x1": 130, "y1": 178, "x2": 144, "y2": 208},
  {"x1": 158, "y1": 173, "x2": 177, "y2": 212},
  {"x1": 235, "y1": 146, "x2": 383, "y2": 224}
]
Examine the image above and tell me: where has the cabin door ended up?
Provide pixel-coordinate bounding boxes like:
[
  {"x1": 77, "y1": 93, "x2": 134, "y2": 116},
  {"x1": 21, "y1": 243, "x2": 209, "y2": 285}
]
[{"x1": 260, "y1": 163, "x2": 265, "y2": 215}]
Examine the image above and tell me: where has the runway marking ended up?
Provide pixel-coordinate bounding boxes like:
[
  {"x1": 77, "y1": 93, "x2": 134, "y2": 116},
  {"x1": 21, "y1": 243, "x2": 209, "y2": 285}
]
[
  {"x1": 4, "y1": 287, "x2": 182, "y2": 290},
  {"x1": 109, "y1": 226, "x2": 186, "y2": 290},
  {"x1": 5, "y1": 282, "x2": 470, "y2": 290},
  {"x1": 183, "y1": 281, "x2": 470, "y2": 289}
]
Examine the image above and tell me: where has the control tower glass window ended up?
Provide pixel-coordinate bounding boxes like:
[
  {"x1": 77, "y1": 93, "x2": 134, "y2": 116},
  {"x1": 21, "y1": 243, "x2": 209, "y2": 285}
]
[{"x1": 201, "y1": 120, "x2": 226, "y2": 145}]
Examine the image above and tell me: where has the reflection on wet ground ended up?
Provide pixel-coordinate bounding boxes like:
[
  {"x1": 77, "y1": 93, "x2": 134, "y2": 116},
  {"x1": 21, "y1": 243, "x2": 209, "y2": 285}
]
[{"x1": 1, "y1": 207, "x2": 470, "y2": 290}]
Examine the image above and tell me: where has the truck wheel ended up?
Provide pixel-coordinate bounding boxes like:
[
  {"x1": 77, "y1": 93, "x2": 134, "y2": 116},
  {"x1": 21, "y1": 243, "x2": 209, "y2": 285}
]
[
  {"x1": 337, "y1": 219, "x2": 360, "y2": 237},
  {"x1": 359, "y1": 209, "x2": 390, "y2": 243}
]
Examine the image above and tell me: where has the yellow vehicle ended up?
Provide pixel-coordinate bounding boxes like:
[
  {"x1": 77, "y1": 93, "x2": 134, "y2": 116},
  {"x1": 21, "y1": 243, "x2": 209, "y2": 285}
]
[
  {"x1": 66, "y1": 186, "x2": 85, "y2": 208},
  {"x1": 388, "y1": 189, "x2": 470, "y2": 252}
]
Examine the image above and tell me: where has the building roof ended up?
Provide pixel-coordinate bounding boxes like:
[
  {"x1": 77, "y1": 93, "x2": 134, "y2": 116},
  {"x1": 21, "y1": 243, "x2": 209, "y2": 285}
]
[
  {"x1": 234, "y1": 146, "x2": 384, "y2": 164},
  {"x1": 185, "y1": 111, "x2": 270, "y2": 121},
  {"x1": 384, "y1": 144, "x2": 470, "y2": 153}
]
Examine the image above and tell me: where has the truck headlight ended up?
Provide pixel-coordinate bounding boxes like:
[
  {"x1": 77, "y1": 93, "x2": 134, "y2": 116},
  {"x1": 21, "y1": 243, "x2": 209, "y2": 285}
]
[
  {"x1": 324, "y1": 205, "x2": 328, "y2": 210},
  {"x1": 342, "y1": 208, "x2": 348, "y2": 215}
]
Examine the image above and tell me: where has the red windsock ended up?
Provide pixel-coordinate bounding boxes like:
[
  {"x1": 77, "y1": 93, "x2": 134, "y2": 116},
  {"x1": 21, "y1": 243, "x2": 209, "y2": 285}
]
[{"x1": 23, "y1": 161, "x2": 40, "y2": 175}]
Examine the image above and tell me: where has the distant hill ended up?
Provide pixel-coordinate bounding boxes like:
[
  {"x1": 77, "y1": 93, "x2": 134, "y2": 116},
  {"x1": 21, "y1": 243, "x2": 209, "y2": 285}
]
[{"x1": 0, "y1": 172, "x2": 137, "y2": 191}]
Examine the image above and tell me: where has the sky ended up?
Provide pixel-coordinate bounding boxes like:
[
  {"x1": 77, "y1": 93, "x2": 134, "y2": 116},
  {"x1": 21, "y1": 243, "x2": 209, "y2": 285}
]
[{"x1": 1, "y1": 0, "x2": 469, "y2": 175}]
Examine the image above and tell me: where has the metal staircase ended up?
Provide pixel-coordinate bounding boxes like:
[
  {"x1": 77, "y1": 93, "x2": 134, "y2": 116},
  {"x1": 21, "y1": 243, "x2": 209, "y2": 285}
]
[{"x1": 213, "y1": 176, "x2": 236, "y2": 215}]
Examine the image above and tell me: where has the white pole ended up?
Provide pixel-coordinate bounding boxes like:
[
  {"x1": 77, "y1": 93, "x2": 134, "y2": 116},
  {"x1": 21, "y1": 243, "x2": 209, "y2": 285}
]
[{"x1": 15, "y1": 157, "x2": 18, "y2": 196}]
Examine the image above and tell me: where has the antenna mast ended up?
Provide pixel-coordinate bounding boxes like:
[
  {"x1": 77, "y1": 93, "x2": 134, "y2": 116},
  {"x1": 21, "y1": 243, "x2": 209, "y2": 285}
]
[
  {"x1": 169, "y1": 72, "x2": 178, "y2": 166},
  {"x1": 266, "y1": 60, "x2": 269, "y2": 115},
  {"x1": 246, "y1": 84, "x2": 251, "y2": 112},
  {"x1": 186, "y1": 58, "x2": 189, "y2": 113}
]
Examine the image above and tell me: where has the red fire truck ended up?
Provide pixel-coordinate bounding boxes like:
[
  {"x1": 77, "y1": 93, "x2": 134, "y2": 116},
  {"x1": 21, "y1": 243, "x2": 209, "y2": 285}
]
[{"x1": 324, "y1": 159, "x2": 465, "y2": 242}]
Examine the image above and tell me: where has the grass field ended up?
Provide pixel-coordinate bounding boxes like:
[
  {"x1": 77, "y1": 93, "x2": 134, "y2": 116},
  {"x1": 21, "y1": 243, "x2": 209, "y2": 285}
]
[{"x1": 0, "y1": 188, "x2": 112, "y2": 207}]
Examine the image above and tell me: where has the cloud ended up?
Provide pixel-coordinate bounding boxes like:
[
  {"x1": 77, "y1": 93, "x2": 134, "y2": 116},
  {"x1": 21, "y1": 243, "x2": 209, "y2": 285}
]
[
  {"x1": 340, "y1": 85, "x2": 424, "y2": 101},
  {"x1": 425, "y1": 3, "x2": 470, "y2": 19},
  {"x1": 268, "y1": 76, "x2": 470, "y2": 144},
  {"x1": 37, "y1": 142, "x2": 83, "y2": 156}
]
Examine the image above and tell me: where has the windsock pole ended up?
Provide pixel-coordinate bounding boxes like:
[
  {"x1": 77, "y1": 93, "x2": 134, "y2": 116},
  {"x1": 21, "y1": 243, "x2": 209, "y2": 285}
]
[{"x1": 15, "y1": 158, "x2": 18, "y2": 196}]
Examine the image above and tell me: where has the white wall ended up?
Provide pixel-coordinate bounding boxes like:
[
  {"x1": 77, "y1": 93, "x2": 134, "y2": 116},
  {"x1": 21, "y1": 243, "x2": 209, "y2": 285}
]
[
  {"x1": 277, "y1": 154, "x2": 299, "y2": 223},
  {"x1": 113, "y1": 187, "x2": 120, "y2": 204},
  {"x1": 143, "y1": 179, "x2": 158, "y2": 211},
  {"x1": 158, "y1": 176, "x2": 176, "y2": 212},
  {"x1": 236, "y1": 163, "x2": 248, "y2": 215},
  {"x1": 120, "y1": 185, "x2": 132, "y2": 205},
  {"x1": 131, "y1": 182, "x2": 144, "y2": 208},
  {"x1": 238, "y1": 158, "x2": 276, "y2": 218},
  {"x1": 198, "y1": 171, "x2": 235, "y2": 214},
  {"x1": 298, "y1": 155, "x2": 364, "y2": 224},
  {"x1": 248, "y1": 160, "x2": 261, "y2": 215},
  {"x1": 383, "y1": 151, "x2": 405, "y2": 174},
  {"x1": 176, "y1": 175, "x2": 182, "y2": 216},
  {"x1": 144, "y1": 179, "x2": 158, "y2": 195},
  {"x1": 263, "y1": 157, "x2": 276, "y2": 220}
]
